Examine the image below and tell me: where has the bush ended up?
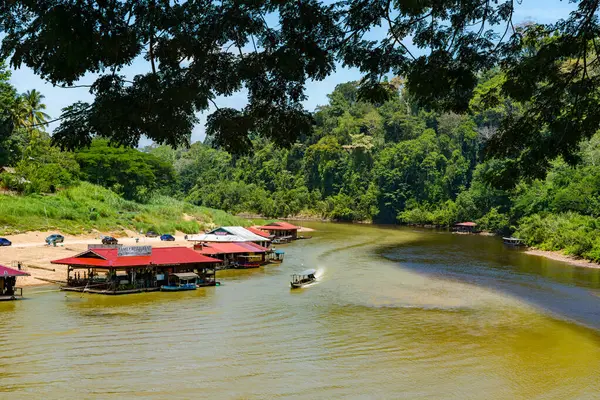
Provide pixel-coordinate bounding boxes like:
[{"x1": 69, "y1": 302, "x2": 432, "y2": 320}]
[
  {"x1": 477, "y1": 207, "x2": 510, "y2": 234},
  {"x1": 516, "y1": 212, "x2": 600, "y2": 260}
]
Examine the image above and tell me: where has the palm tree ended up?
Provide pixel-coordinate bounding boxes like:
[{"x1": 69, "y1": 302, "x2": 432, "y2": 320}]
[
  {"x1": 21, "y1": 89, "x2": 50, "y2": 128},
  {"x1": 10, "y1": 96, "x2": 28, "y2": 128}
]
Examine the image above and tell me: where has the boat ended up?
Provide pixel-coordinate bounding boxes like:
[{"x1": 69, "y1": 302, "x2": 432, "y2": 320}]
[
  {"x1": 160, "y1": 272, "x2": 198, "y2": 291},
  {"x1": 290, "y1": 269, "x2": 317, "y2": 289},
  {"x1": 297, "y1": 235, "x2": 312, "y2": 240},
  {"x1": 503, "y1": 237, "x2": 525, "y2": 246},
  {"x1": 269, "y1": 249, "x2": 285, "y2": 263},
  {"x1": 160, "y1": 283, "x2": 197, "y2": 292}
]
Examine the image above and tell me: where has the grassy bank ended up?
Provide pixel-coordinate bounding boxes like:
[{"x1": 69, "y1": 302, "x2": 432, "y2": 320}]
[{"x1": 0, "y1": 182, "x2": 250, "y2": 235}]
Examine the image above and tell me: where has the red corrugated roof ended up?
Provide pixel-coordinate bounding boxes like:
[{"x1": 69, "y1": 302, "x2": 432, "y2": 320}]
[
  {"x1": 247, "y1": 226, "x2": 272, "y2": 238},
  {"x1": 257, "y1": 221, "x2": 300, "y2": 230},
  {"x1": 0, "y1": 265, "x2": 30, "y2": 277},
  {"x1": 237, "y1": 242, "x2": 269, "y2": 252},
  {"x1": 455, "y1": 222, "x2": 477, "y2": 227},
  {"x1": 51, "y1": 247, "x2": 221, "y2": 268},
  {"x1": 196, "y1": 242, "x2": 268, "y2": 255}
]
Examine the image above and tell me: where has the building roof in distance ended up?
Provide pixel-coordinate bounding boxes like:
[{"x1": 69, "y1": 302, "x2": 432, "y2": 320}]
[
  {"x1": 196, "y1": 242, "x2": 269, "y2": 255},
  {"x1": 246, "y1": 226, "x2": 272, "y2": 238},
  {"x1": 257, "y1": 221, "x2": 300, "y2": 230},
  {"x1": 188, "y1": 226, "x2": 270, "y2": 243}
]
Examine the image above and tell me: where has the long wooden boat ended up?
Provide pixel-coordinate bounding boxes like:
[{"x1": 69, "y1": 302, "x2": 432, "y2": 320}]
[
  {"x1": 233, "y1": 262, "x2": 261, "y2": 269},
  {"x1": 503, "y1": 237, "x2": 525, "y2": 246},
  {"x1": 160, "y1": 283, "x2": 197, "y2": 292},
  {"x1": 290, "y1": 269, "x2": 317, "y2": 289},
  {"x1": 197, "y1": 281, "x2": 221, "y2": 287}
]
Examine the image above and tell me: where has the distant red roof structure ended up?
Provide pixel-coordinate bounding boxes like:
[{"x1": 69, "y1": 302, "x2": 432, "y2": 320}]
[
  {"x1": 455, "y1": 222, "x2": 477, "y2": 227},
  {"x1": 257, "y1": 221, "x2": 300, "y2": 231},
  {"x1": 51, "y1": 247, "x2": 221, "y2": 268},
  {"x1": 0, "y1": 265, "x2": 30, "y2": 277},
  {"x1": 247, "y1": 226, "x2": 272, "y2": 238}
]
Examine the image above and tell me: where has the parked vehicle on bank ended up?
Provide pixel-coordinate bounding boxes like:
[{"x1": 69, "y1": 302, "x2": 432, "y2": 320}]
[
  {"x1": 160, "y1": 234, "x2": 175, "y2": 241},
  {"x1": 0, "y1": 238, "x2": 11, "y2": 246},
  {"x1": 102, "y1": 236, "x2": 118, "y2": 245},
  {"x1": 145, "y1": 231, "x2": 159, "y2": 238},
  {"x1": 46, "y1": 234, "x2": 64, "y2": 245}
]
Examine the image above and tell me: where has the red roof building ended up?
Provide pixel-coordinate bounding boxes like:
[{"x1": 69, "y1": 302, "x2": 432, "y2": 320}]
[
  {"x1": 194, "y1": 242, "x2": 269, "y2": 268},
  {"x1": 256, "y1": 221, "x2": 300, "y2": 240},
  {"x1": 455, "y1": 222, "x2": 477, "y2": 227},
  {"x1": 52, "y1": 246, "x2": 222, "y2": 294},
  {"x1": 0, "y1": 264, "x2": 29, "y2": 300},
  {"x1": 247, "y1": 226, "x2": 272, "y2": 239},
  {"x1": 453, "y1": 222, "x2": 478, "y2": 233}
]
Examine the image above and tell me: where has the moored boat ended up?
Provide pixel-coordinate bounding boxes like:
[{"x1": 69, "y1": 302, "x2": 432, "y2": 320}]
[
  {"x1": 160, "y1": 283, "x2": 197, "y2": 291},
  {"x1": 290, "y1": 269, "x2": 317, "y2": 289},
  {"x1": 269, "y1": 250, "x2": 285, "y2": 263},
  {"x1": 503, "y1": 237, "x2": 525, "y2": 246},
  {"x1": 160, "y1": 272, "x2": 199, "y2": 291}
]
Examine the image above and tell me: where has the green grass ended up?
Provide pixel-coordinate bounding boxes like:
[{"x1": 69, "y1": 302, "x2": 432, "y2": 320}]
[{"x1": 0, "y1": 182, "x2": 252, "y2": 235}]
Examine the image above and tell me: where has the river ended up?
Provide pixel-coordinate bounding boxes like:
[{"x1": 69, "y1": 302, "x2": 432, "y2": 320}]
[{"x1": 1, "y1": 222, "x2": 599, "y2": 399}]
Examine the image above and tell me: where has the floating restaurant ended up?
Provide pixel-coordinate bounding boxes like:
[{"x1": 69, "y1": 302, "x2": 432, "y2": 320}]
[
  {"x1": 194, "y1": 242, "x2": 271, "y2": 268},
  {"x1": 187, "y1": 226, "x2": 271, "y2": 248},
  {"x1": 52, "y1": 246, "x2": 222, "y2": 295},
  {"x1": 0, "y1": 264, "x2": 30, "y2": 301},
  {"x1": 256, "y1": 221, "x2": 300, "y2": 242}
]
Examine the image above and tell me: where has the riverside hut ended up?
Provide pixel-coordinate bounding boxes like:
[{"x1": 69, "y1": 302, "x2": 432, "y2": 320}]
[
  {"x1": 256, "y1": 221, "x2": 300, "y2": 241},
  {"x1": 453, "y1": 222, "x2": 478, "y2": 233},
  {"x1": 52, "y1": 246, "x2": 222, "y2": 294},
  {"x1": 0, "y1": 265, "x2": 29, "y2": 300}
]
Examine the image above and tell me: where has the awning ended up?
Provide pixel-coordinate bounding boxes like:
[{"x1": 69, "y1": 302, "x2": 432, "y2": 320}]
[
  {"x1": 274, "y1": 250, "x2": 285, "y2": 255},
  {"x1": 171, "y1": 272, "x2": 199, "y2": 279}
]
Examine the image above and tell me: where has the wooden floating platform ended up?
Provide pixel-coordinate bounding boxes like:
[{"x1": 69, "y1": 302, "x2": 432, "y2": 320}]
[
  {"x1": 60, "y1": 287, "x2": 161, "y2": 295},
  {"x1": 0, "y1": 295, "x2": 23, "y2": 301}
]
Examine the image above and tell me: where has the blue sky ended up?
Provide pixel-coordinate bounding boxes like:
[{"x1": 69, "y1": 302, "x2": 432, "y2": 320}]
[{"x1": 8, "y1": 0, "x2": 575, "y2": 144}]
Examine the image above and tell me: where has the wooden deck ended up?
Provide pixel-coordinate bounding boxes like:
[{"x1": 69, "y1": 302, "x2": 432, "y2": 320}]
[
  {"x1": 0, "y1": 295, "x2": 23, "y2": 301},
  {"x1": 60, "y1": 287, "x2": 161, "y2": 295}
]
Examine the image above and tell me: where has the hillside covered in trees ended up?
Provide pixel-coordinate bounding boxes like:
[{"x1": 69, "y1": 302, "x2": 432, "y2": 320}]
[
  {"x1": 146, "y1": 75, "x2": 600, "y2": 262},
  {"x1": 3, "y1": 57, "x2": 600, "y2": 261}
]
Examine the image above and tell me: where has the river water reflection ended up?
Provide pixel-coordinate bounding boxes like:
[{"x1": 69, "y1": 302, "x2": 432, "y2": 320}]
[{"x1": 1, "y1": 222, "x2": 599, "y2": 399}]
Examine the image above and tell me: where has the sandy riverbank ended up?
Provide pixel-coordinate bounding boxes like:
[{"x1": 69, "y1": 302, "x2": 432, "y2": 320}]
[
  {"x1": 0, "y1": 231, "x2": 194, "y2": 287},
  {"x1": 524, "y1": 249, "x2": 600, "y2": 270}
]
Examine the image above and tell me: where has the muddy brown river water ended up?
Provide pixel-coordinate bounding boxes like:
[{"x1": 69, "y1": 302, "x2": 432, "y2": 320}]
[{"x1": 1, "y1": 222, "x2": 599, "y2": 399}]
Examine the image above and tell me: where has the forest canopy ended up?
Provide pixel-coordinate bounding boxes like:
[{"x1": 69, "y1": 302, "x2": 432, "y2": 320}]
[{"x1": 3, "y1": 0, "x2": 600, "y2": 182}]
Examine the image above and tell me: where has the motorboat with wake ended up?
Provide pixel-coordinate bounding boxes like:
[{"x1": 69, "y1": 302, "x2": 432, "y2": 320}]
[{"x1": 290, "y1": 269, "x2": 317, "y2": 289}]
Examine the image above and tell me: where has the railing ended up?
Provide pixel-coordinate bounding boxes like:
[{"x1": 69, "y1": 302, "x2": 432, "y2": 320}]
[{"x1": 13, "y1": 287, "x2": 23, "y2": 297}]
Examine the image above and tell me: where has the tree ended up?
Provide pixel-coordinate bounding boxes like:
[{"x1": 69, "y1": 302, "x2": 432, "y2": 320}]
[
  {"x1": 3, "y1": 0, "x2": 600, "y2": 182},
  {"x1": 75, "y1": 140, "x2": 175, "y2": 201},
  {"x1": 20, "y1": 89, "x2": 50, "y2": 128},
  {"x1": 0, "y1": 61, "x2": 17, "y2": 164}
]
